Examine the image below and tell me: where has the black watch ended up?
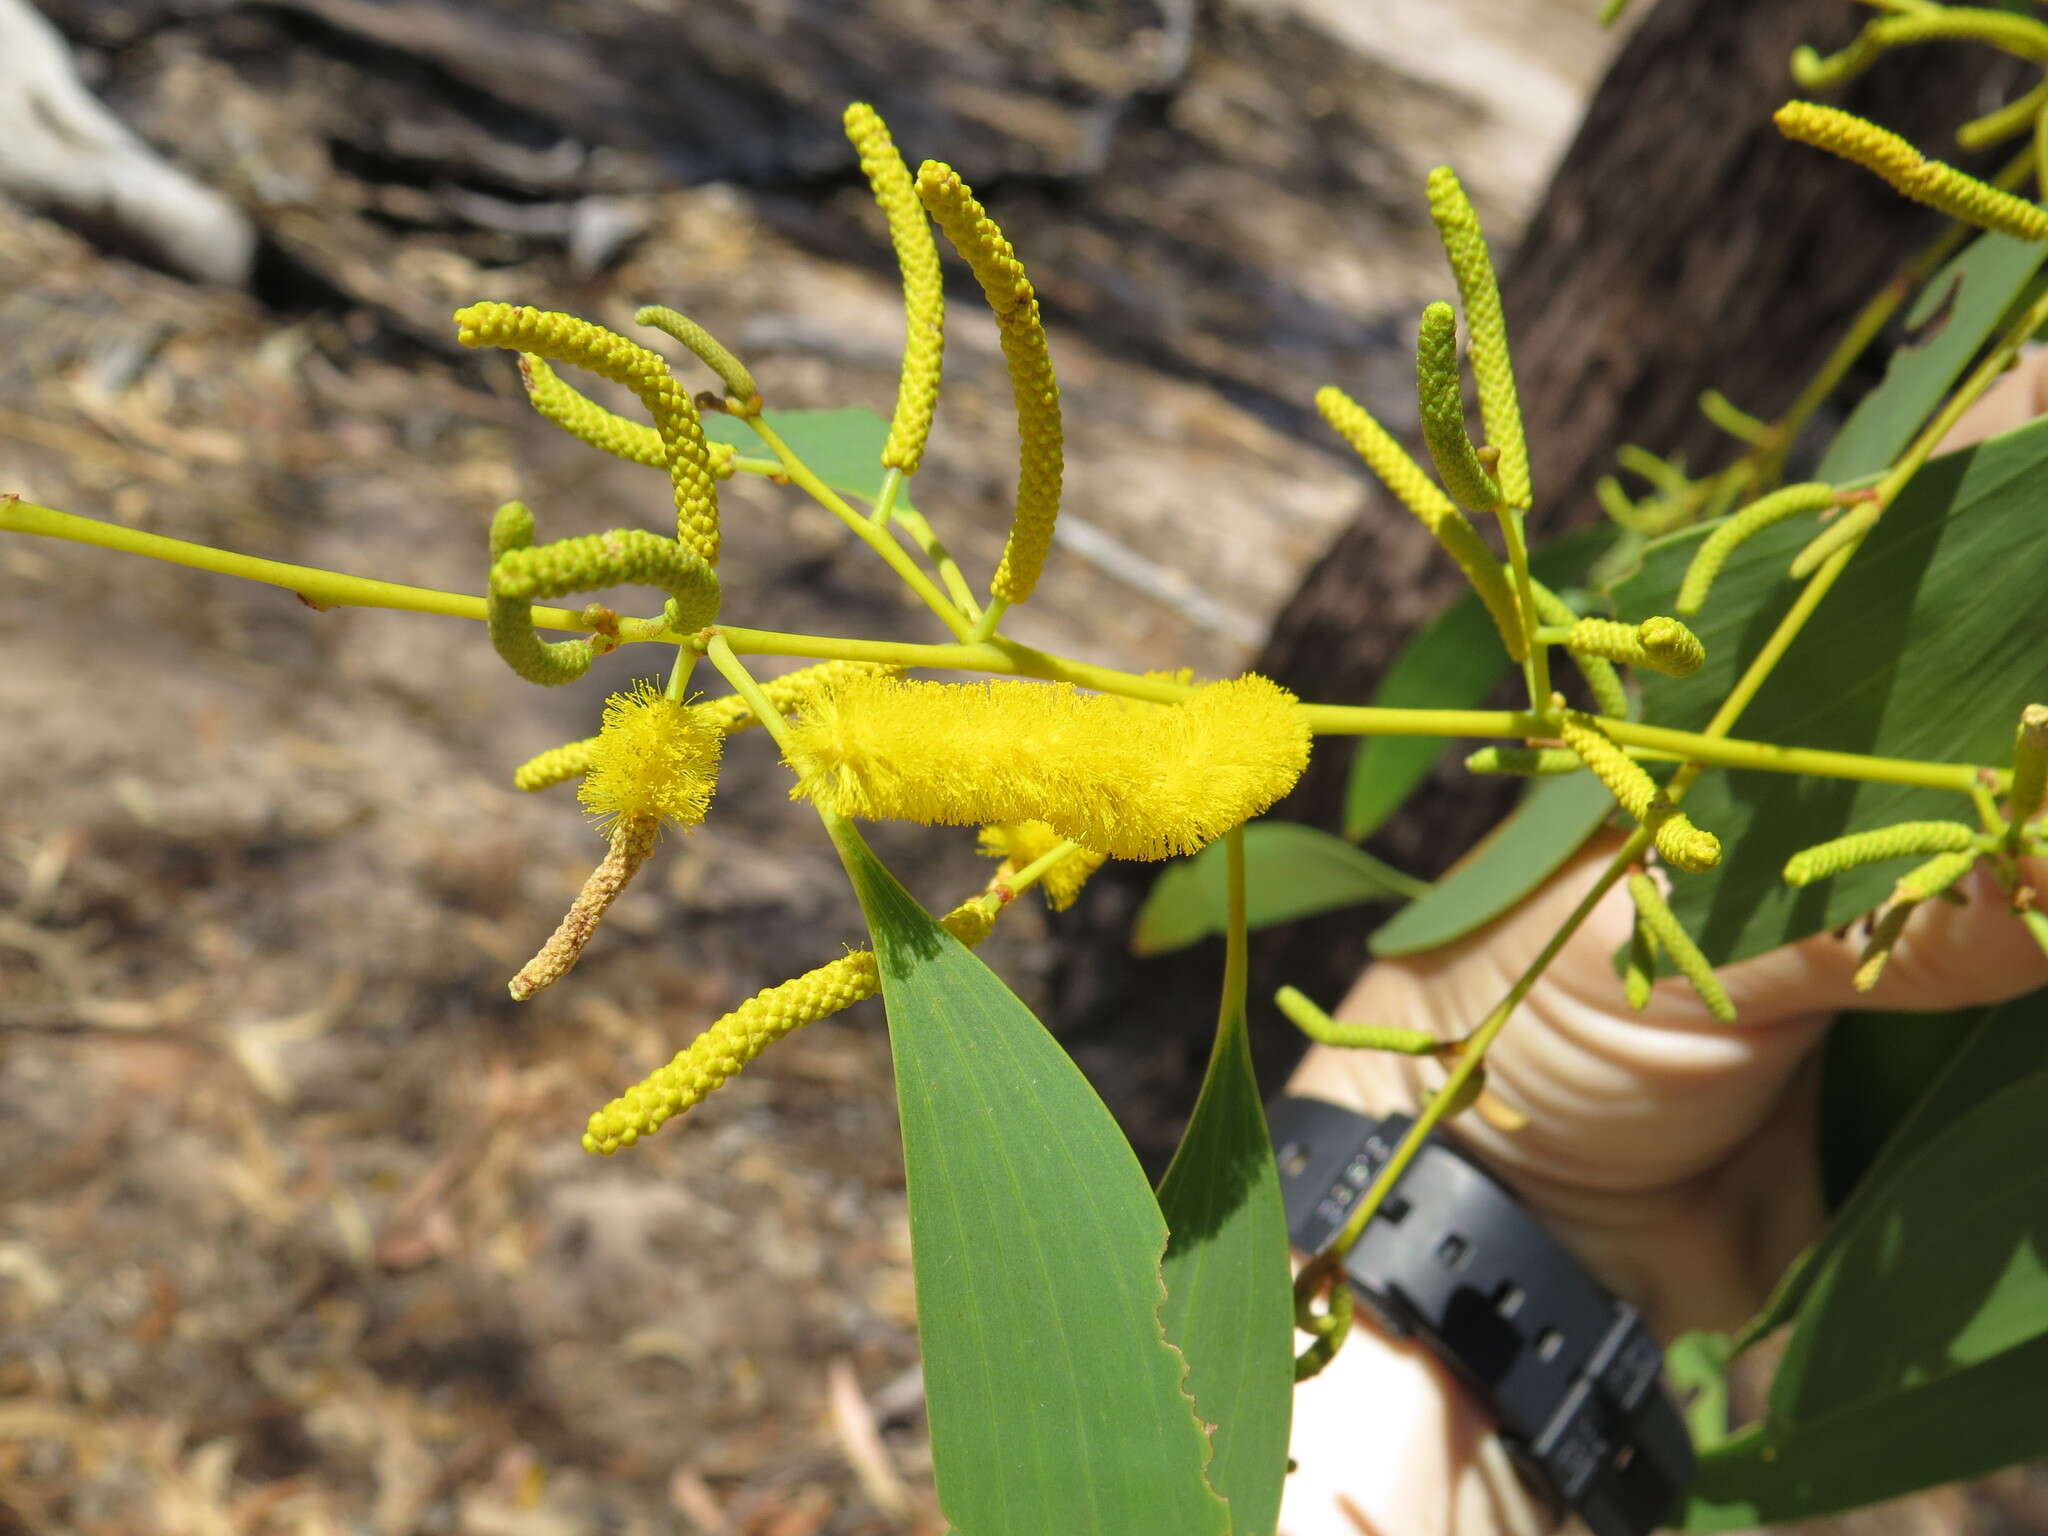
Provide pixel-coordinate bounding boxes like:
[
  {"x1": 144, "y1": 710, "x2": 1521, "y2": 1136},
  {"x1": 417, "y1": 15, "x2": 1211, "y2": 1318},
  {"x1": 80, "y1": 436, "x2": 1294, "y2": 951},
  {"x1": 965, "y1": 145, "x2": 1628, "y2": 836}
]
[{"x1": 1269, "y1": 1095, "x2": 1694, "y2": 1536}]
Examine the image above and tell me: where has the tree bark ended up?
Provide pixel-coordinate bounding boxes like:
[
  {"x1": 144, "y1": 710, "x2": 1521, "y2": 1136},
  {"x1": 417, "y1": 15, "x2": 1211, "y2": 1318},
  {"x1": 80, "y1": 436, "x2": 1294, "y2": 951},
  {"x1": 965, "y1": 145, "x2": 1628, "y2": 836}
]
[{"x1": 1054, "y1": 0, "x2": 2027, "y2": 1166}]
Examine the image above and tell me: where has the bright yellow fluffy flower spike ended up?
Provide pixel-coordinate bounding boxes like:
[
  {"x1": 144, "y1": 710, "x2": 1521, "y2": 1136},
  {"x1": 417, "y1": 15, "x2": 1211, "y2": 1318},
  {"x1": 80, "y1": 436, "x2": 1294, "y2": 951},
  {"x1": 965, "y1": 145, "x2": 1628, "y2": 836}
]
[
  {"x1": 453, "y1": 302, "x2": 723, "y2": 565},
  {"x1": 1426, "y1": 167, "x2": 1531, "y2": 510},
  {"x1": 1677, "y1": 482, "x2": 1837, "y2": 615},
  {"x1": 487, "y1": 502, "x2": 597, "y2": 687},
  {"x1": 582, "y1": 898, "x2": 995, "y2": 1153},
  {"x1": 1782, "y1": 820, "x2": 1978, "y2": 886},
  {"x1": 1626, "y1": 872, "x2": 1734, "y2": 1022},
  {"x1": 1557, "y1": 711, "x2": 1721, "y2": 873},
  {"x1": 1316, "y1": 385, "x2": 1526, "y2": 662},
  {"x1": 517, "y1": 354, "x2": 737, "y2": 478},
  {"x1": 784, "y1": 673, "x2": 1311, "y2": 861},
  {"x1": 577, "y1": 681, "x2": 724, "y2": 834},
  {"x1": 1563, "y1": 616, "x2": 1705, "y2": 678},
  {"x1": 978, "y1": 821, "x2": 1107, "y2": 911},
  {"x1": 915, "y1": 161, "x2": 1062, "y2": 604},
  {"x1": 844, "y1": 104, "x2": 945, "y2": 475},
  {"x1": 635, "y1": 305, "x2": 759, "y2": 411},
  {"x1": 1773, "y1": 102, "x2": 2048, "y2": 243},
  {"x1": 1415, "y1": 302, "x2": 1503, "y2": 514}
]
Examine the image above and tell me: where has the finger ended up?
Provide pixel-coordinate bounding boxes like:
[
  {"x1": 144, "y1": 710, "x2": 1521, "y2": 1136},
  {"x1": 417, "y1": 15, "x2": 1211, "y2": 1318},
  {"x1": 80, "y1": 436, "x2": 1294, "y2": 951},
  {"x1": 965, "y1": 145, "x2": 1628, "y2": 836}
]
[{"x1": 1935, "y1": 342, "x2": 2048, "y2": 452}]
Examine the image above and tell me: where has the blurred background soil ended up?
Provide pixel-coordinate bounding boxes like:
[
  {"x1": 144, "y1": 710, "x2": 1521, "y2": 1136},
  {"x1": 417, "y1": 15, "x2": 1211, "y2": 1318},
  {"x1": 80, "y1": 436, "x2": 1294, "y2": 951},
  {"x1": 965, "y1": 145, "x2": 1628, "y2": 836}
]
[{"x1": 3, "y1": 3, "x2": 2043, "y2": 1534}]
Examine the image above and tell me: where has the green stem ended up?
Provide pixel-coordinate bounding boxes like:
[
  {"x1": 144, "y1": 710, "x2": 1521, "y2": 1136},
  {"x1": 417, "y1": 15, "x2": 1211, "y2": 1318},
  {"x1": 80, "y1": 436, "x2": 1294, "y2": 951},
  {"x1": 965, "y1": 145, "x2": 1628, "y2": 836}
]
[
  {"x1": 889, "y1": 506, "x2": 983, "y2": 621},
  {"x1": 871, "y1": 466, "x2": 905, "y2": 527},
  {"x1": 705, "y1": 634, "x2": 796, "y2": 753},
  {"x1": 1497, "y1": 505, "x2": 1549, "y2": 707},
  {"x1": 0, "y1": 498, "x2": 624, "y2": 637},
  {"x1": 2021, "y1": 907, "x2": 2048, "y2": 962},
  {"x1": 969, "y1": 597, "x2": 1009, "y2": 643},
  {"x1": 745, "y1": 415, "x2": 972, "y2": 640},
  {"x1": 1002, "y1": 837, "x2": 1084, "y2": 900}
]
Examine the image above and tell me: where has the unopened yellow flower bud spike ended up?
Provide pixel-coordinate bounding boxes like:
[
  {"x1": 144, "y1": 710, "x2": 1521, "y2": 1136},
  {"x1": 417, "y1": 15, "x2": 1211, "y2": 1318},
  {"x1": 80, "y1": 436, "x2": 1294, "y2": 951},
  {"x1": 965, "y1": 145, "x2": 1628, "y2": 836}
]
[
  {"x1": 1415, "y1": 302, "x2": 1503, "y2": 514},
  {"x1": 844, "y1": 104, "x2": 945, "y2": 515},
  {"x1": 1782, "y1": 819, "x2": 1980, "y2": 886},
  {"x1": 1676, "y1": 481, "x2": 1838, "y2": 615},
  {"x1": 1854, "y1": 900, "x2": 1917, "y2": 993},
  {"x1": 517, "y1": 354, "x2": 739, "y2": 479},
  {"x1": 783, "y1": 672, "x2": 1311, "y2": 861},
  {"x1": 487, "y1": 503, "x2": 599, "y2": 686},
  {"x1": 1425, "y1": 167, "x2": 1530, "y2": 511},
  {"x1": 1274, "y1": 986, "x2": 1439, "y2": 1054},
  {"x1": 1956, "y1": 79, "x2": 2048, "y2": 153},
  {"x1": 490, "y1": 524, "x2": 721, "y2": 666},
  {"x1": 1316, "y1": 385, "x2": 1526, "y2": 663},
  {"x1": 1465, "y1": 746, "x2": 1585, "y2": 776},
  {"x1": 915, "y1": 161, "x2": 1061, "y2": 632},
  {"x1": 2004, "y1": 705, "x2": 2048, "y2": 852},
  {"x1": 1556, "y1": 709, "x2": 1722, "y2": 873},
  {"x1": 1627, "y1": 872, "x2": 1734, "y2": 1022},
  {"x1": 978, "y1": 821, "x2": 1106, "y2": 911},
  {"x1": 453, "y1": 301, "x2": 722, "y2": 565},
  {"x1": 1788, "y1": 500, "x2": 1880, "y2": 580},
  {"x1": 1896, "y1": 849, "x2": 1980, "y2": 903},
  {"x1": 635, "y1": 305, "x2": 760, "y2": 414},
  {"x1": 1774, "y1": 102, "x2": 2048, "y2": 242},
  {"x1": 1527, "y1": 580, "x2": 1628, "y2": 718},
  {"x1": 1546, "y1": 615, "x2": 1706, "y2": 679},
  {"x1": 514, "y1": 736, "x2": 598, "y2": 792},
  {"x1": 1623, "y1": 913, "x2": 1658, "y2": 1012}
]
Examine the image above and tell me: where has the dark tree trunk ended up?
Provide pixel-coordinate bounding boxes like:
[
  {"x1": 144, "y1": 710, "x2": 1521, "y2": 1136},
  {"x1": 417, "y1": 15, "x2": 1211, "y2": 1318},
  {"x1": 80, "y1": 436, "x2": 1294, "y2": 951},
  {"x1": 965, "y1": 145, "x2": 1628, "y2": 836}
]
[{"x1": 1054, "y1": 0, "x2": 2027, "y2": 1167}]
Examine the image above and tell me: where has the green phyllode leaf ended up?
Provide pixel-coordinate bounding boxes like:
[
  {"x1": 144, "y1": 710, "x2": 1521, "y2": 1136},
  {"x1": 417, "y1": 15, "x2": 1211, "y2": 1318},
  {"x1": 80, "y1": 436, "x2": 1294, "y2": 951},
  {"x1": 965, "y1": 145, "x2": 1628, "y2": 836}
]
[
  {"x1": 1133, "y1": 821, "x2": 1426, "y2": 957},
  {"x1": 702, "y1": 407, "x2": 919, "y2": 512},
  {"x1": 1815, "y1": 220, "x2": 2048, "y2": 486},
  {"x1": 1613, "y1": 415, "x2": 2048, "y2": 965},
  {"x1": 1157, "y1": 951, "x2": 1294, "y2": 1529},
  {"x1": 837, "y1": 830, "x2": 1229, "y2": 1536},
  {"x1": 1368, "y1": 771, "x2": 1615, "y2": 957},
  {"x1": 1684, "y1": 1003, "x2": 2048, "y2": 1530}
]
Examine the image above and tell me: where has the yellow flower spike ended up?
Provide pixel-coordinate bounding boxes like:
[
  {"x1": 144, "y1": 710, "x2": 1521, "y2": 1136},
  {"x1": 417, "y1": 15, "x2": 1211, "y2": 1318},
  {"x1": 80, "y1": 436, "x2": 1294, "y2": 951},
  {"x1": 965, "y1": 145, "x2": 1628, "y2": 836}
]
[
  {"x1": 582, "y1": 894, "x2": 1002, "y2": 1153},
  {"x1": 1627, "y1": 872, "x2": 1735, "y2": 1022},
  {"x1": 487, "y1": 502, "x2": 598, "y2": 687},
  {"x1": 2004, "y1": 704, "x2": 2048, "y2": 849},
  {"x1": 452, "y1": 301, "x2": 722, "y2": 564},
  {"x1": 1274, "y1": 986, "x2": 1439, "y2": 1054},
  {"x1": 1782, "y1": 820, "x2": 1979, "y2": 886},
  {"x1": 491, "y1": 526, "x2": 721, "y2": 635},
  {"x1": 1773, "y1": 102, "x2": 2048, "y2": 243},
  {"x1": 517, "y1": 354, "x2": 740, "y2": 477},
  {"x1": 1464, "y1": 746, "x2": 1585, "y2": 776},
  {"x1": 1676, "y1": 482, "x2": 1837, "y2": 615},
  {"x1": 1316, "y1": 385, "x2": 1526, "y2": 662},
  {"x1": 514, "y1": 736, "x2": 598, "y2": 792},
  {"x1": 510, "y1": 812, "x2": 660, "y2": 1001},
  {"x1": 914, "y1": 161, "x2": 1063, "y2": 604},
  {"x1": 577, "y1": 680, "x2": 724, "y2": 835},
  {"x1": 783, "y1": 672, "x2": 1311, "y2": 861},
  {"x1": 1623, "y1": 913, "x2": 1658, "y2": 1012},
  {"x1": 1556, "y1": 711, "x2": 1721, "y2": 873},
  {"x1": 1895, "y1": 849, "x2": 1980, "y2": 903},
  {"x1": 1788, "y1": 500, "x2": 1879, "y2": 580},
  {"x1": 1561, "y1": 615, "x2": 1706, "y2": 679},
  {"x1": 635, "y1": 305, "x2": 760, "y2": 412},
  {"x1": 1415, "y1": 301, "x2": 1503, "y2": 514},
  {"x1": 1855, "y1": 901, "x2": 1917, "y2": 993},
  {"x1": 1425, "y1": 166, "x2": 1530, "y2": 510},
  {"x1": 977, "y1": 821, "x2": 1107, "y2": 912},
  {"x1": 844, "y1": 104, "x2": 945, "y2": 475},
  {"x1": 1527, "y1": 580, "x2": 1627, "y2": 716}
]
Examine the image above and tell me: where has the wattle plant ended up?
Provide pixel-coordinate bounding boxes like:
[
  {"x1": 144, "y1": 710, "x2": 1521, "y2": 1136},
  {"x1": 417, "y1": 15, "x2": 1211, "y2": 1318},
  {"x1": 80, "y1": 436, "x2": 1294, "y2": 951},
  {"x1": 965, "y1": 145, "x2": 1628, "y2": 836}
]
[{"x1": 9, "y1": 7, "x2": 2048, "y2": 1529}]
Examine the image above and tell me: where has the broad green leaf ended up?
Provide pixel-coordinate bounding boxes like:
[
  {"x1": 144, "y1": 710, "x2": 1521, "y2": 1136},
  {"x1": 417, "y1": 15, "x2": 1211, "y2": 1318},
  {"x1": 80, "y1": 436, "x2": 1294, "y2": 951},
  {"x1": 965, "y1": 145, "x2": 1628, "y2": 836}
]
[
  {"x1": 701, "y1": 408, "x2": 918, "y2": 513},
  {"x1": 1367, "y1": 771, "x2": 1615, "y2": 957},
  {"x1": 1663, "y1": 1329, "x2": 1734, "y2": 1450},
  {"x1": 1685, "y1": 1070, "x2": 2048, "y2": 1529},
  {"x1": 1817, "y1": 1005, "x2": 1982, "y2": 1212},
  {"x1": 1343, "y1": 526, "x2": 1616, "y2": 840},
  {"x1": 838, "y1": 831, "x2": 1228, "y2": 1536},
  {"x1": 1734, "y1": 990, "x2": 2048, "y2": 1356},
  {"x1": 1613, "y1": 415, "x2": 2048, "y2": 965},
  {"x1": 1158, "y1": 1006, "x2": 1294, "y2": 1532},
  {"x1": 1815, "y1": 221, "x2": 2048, "y2": 485},
  {"x1": 1133, "y1": 821, "x2": 1426, "y2": 957}
]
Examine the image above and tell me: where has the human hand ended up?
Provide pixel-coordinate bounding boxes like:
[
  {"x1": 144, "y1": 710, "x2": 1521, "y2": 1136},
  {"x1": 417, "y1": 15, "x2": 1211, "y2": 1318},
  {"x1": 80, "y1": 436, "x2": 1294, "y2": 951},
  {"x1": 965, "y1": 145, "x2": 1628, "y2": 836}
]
[{"x1": 1278, "y1": 353, "x2": 2048, "y2": 1536}]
